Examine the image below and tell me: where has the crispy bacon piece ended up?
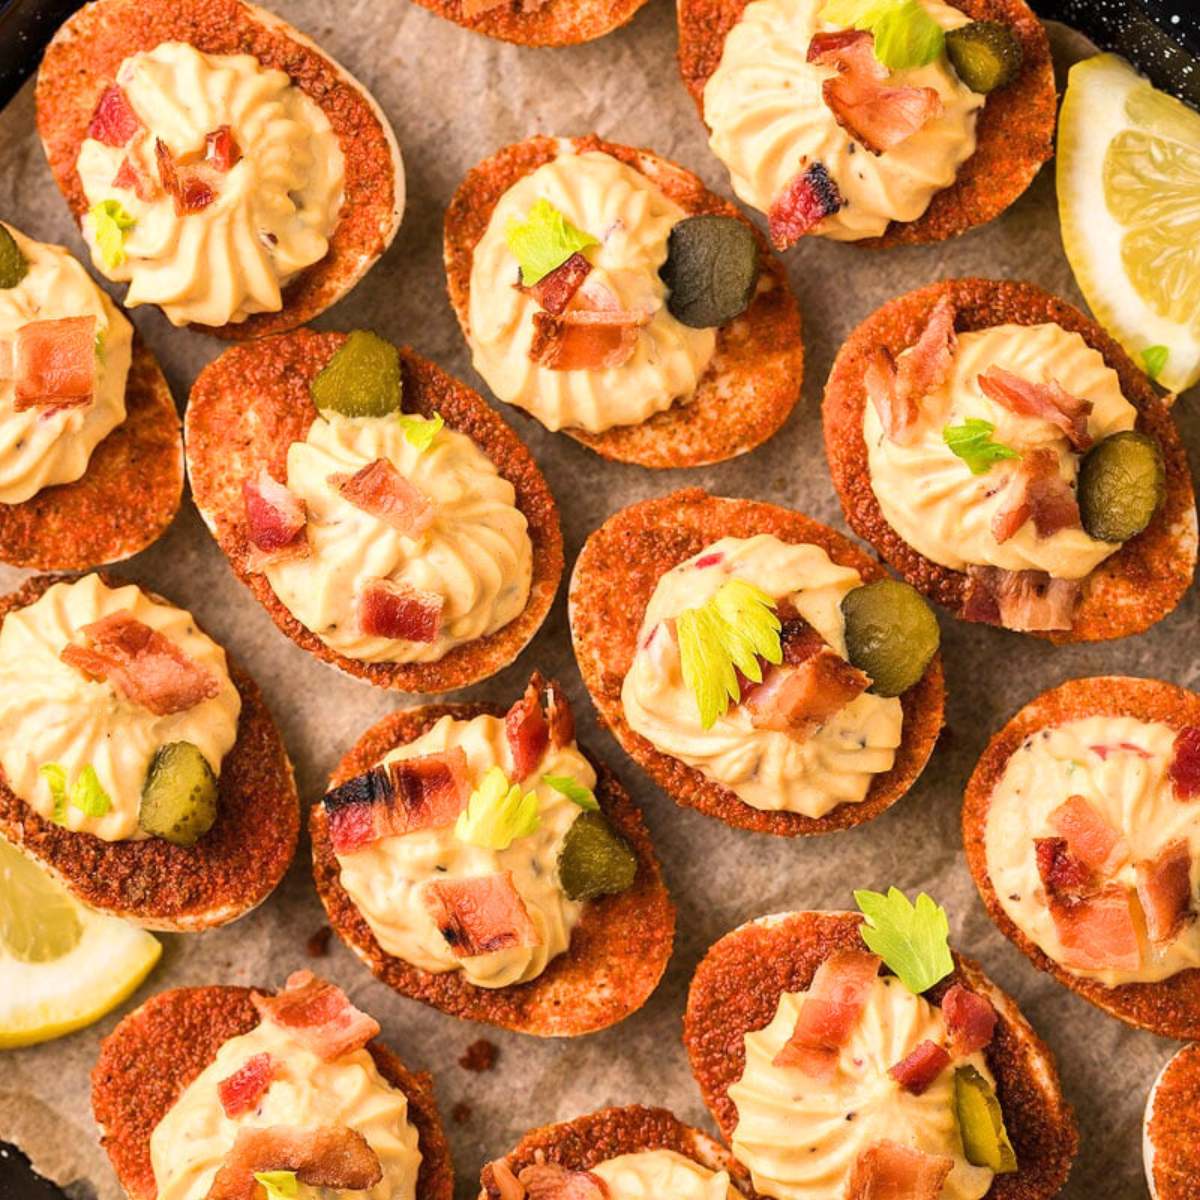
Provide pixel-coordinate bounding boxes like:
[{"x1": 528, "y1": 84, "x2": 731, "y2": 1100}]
[
  {"x1": 7, "y1": 316, "x2": 96, "y2": 411},
  {"x1": 1035, "y1": 836, "x2": 1094, "y2": 897},
  {"x1": 902, "y1": 296, "x2": 957, "y2": 403},
  {"x1": 86, "y1": 85, "x2": 142, "y2": 147},
  {"x1": 1169, "y1": 726, "x2": 1200, "y2": 800},
  {"x1": 251, "y1": 971, "x2": 380, "y2": 1061},
  {"x1": 545, "y1": 678, "x2": 575, "y2": 749},
  {"x1": 733, "y1": 614, "x2": 825, "y2": 706},
  {"x1": 863, "y1": 347, "x2": 912, "y2": 445},
  {"x1": 329, "y1": 459, "x2": 434, "y2": 536},
  {"x1": 977, "y1": 367, "x2": 1094, "y2": 452},
  {"x1": 846, "y1": 1140, "x2": 953, "y2": 1200},
  {"x1": 243, "y1": 470, "x2": 309, "y2": 568},
  {"x1": 1136, "y1": 841, "x2": 1194, "y2": 944},
  {"x1": 517, "y1": 1163, "x2": 611, "y2": 1200},
  {"x1": 1049, "y1": 886, "x2": 1141, "y2": 973},
  {"x1": 941, "y1": 985, "x2": 996, "y2": 1057},
  {"x1": 962, "y1": 566, "x2": 1079, "y2": 633},
  {"x1": 773, "y1": 949, "x2": 880, "y2": 1077},
  {"x1": 779, "y1": 613, "x2": 829, "y2": 664},
  {"x1": 205, "y1": 125, "x2": 242, "y2": 172},
  {"x1": 204, "y1": 1125, "x2": 381, "y2": 1200},
  {"x1": 323, "y1": 748, "x2": 471, "y2": 854},
  {"x1": 155, "y1": 138, "x2": 215, "y2": 215},
  {"x1": 112, "y1": 156, "x2": 158, "y2": 202},
  {"x1": 1047, "y1": 795, "x2": 1128, "y2": 877},
  {"x1": 506, "y1": 679, "x2": 549, "y2": 780},
  {"x1": 504, "y1": 672, "x2": 576, "y2": 780},
  {"x1": 521, "y1": 252, "x2": 593, "y2": 316},
  {"x1": 888, "y1": 1039, "x2": 951, "y2": 1094},
  {"x1": 864, "y1": 297, "x2": 957, "y2": 447},
  {"x1": 358, "y1": 578, "x2": 443, "y2": 642},
  {"x1": 180, "y1": 177, "x2": 216, "y2": 213},
  {"x1": 61, "y1": 611, "x2": 220, "y2": 717},
  {"x1": 529, "y1": 307, "x2": 644, "y2": 371},
  {"x1": 808, "y1": 30, "x2": 943, "y2": 156},
  {"x1": 743, "y1": 649, "x2": 869, "y2": 737},
  {"x1": 217, "y1": 1053, "x2": 275, "y2": 1119},
  {"x1": 767, "y1": 162, "x2": 844, "y2": 250},
  {"x1": 422, "y1": 872, "x2": 540, "y2": 959},
  {"x1": 990, "y1": 448, "x2": 1081, "y2": 544}
]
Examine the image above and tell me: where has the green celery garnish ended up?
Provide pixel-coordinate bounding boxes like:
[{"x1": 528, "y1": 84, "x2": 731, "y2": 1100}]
[
  {"x1": 854, "y1": 887, "x2": 954, "y2": 993},
  {"x1": 88, "y1": 200, "x2": 136, "y2": 270},
  {"x1": 38, "y1": 763, "x2": 112, "y2": 821},
  {"x1": 397, "y1": 412, "x2": 444, "y2": 453},
  {"x1": 819, "y1": 0, "x2": 945, "y2": 70},
  {"x1": 455, "y1": 767, "x2": 540, "y2": 850},
  {"x1": 38, "y1": 764, "x2": 69, "y2": 825},
  {"x1": 505, "y1": 198, "x2": 598, "y2": 287},
  {"x1": 1141, "y1": 345, "x2": 1169, "y2": 381},
  {"x1": 71, "y1": 765, "x2": 112, "y2": 818},
  {"x1": 253, "y1": 1171, "x2": 299, "y2": 1200},
  {"x1": 677, "y1": 577, "x2": 782, "y2": 730},
  {"x1": 943, "y1": 418, "x2": 1021, "y2": 475},
  {"x1": 543, "y1": 775, "x2": 599, "y2": 811}
]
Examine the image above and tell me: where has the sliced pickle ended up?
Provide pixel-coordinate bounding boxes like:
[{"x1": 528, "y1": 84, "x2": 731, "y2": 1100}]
[
  {"x1": 557, "y1": 811, "x2": 637, "y2": 901},
  {"x1": 841, "y1": 578, "x2": 940, "y2": 698},
  {"x1": 138, "y1": 742, "x2": 218, "y2": 847},
  {"x1": 954, "y1": 1065, "x2": 1018, "y2": 1174},
  {"x1": 1078, "y1": 430, "x2": 1165, "y2": 543},
  {"x1": 310, "y1": 330, "x2": 403, "y2": 418},
  {"x1": 660, "y1": 215, "x2": 760, "y2": 329},
  {"x1": 0, "y1": 226, "x2": 28, "y2": 290},
  {"x1": 945, "y1": 21, "x2": 1023, "y2": 94}
]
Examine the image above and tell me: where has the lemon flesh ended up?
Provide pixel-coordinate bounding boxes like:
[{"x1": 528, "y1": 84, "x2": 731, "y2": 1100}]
[
  {"x1": 0, "y1": 836, "x2": 161, "y2": 1048},
  {"x1": 1058, "y1": 53, "x2": 1200, "y2": 394}
]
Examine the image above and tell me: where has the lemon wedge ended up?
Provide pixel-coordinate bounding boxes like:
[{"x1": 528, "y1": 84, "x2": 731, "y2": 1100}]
[
  {"x1": 0, "y1": 835, "x2": 161, "y2": 1048},
  {"x1": 1058, "y1": 53, "x2": 1200, "y2": 394}
]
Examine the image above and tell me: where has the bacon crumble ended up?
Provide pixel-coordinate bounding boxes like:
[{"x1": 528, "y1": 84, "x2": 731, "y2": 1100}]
[
  {"x1": 323, "y1": 748, "x2": 471, "y2": 853},
  {"x1": 358, "y1": 578, "x2": 443, "y2": 642},
  {"x1": 204, "y1": 1124, "x2": 382, "y2": 1200},
  {"x1": 61, "y1": 610, "x2": 221, "y2": 716},
  {"x1": 217, "y1": 1053, "x2": 275, "y2": 1119},
  {"x1": 962, "y1": 566, "x2": 1079, "y2": 632},
  {"x1": 329, "y1": 458, "x2": 435, "y2": 536},
  {"x1": 243, "y1": 469, "x2": 309, "y2": 568},
  {"x1": 7, "y1": 316, "x2": 97, "y2": 411},
  {"x1": 808, "y1": 30, "x2": 943, "y2": 156},
  {"x1": 977, "y1": 367, "x2": 1093, "y2": 452},
  {"x1": 767, "y1": 162, "x2": 844, "y2": 250},
  {"x1": 421, "y1": 872, "x2": 540, "y2": 959},
  {"x1": 86, "y1": 85, "x2": 142, "y2": 147},
  {"x1": 250, "y1": 971, "x2": 380, "y2": 1062}
]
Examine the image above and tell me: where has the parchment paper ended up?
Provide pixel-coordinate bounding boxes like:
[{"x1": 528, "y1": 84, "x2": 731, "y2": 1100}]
[{"x1": 0, "y1": 7, "x2": 1195, "y2": 1198}]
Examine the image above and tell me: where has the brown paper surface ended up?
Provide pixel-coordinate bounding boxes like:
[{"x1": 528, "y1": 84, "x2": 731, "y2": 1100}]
[{"x1": 0, "y1": 7, "x2": 1195, "y2": 1198}]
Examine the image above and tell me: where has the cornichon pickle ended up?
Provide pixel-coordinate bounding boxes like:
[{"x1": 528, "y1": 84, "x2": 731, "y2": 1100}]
[
  {"x1": 841, "y1": 578, "x2": 940, "y2": 698},
  {"x1": 0, "y1": 225, "x2": 28, "y2": 290},
  {"x1": 659, "y1": 215, "x2": 760, "y2": 329},
  {"x1": 139, "y1": 742, "x2": 218, "y2": 846},
  {"x1": 557, "y1": 810, "x2": 637, "y2": 901},
  {"x1": 310, "y1": 330, "x2": 403, "y2": 418},
  {"x1": 1078, "y1": 430, "x2": 1165, "y2": 543},
  {"x1": 954, "y1": 1065, "x2": 1018, "y2": 1173},
  {"x1": 945, "y1": 21, "x2": 1023, "y2": 94}
]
